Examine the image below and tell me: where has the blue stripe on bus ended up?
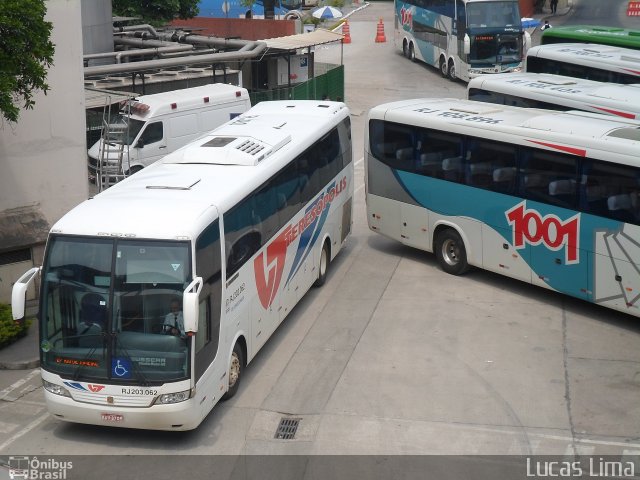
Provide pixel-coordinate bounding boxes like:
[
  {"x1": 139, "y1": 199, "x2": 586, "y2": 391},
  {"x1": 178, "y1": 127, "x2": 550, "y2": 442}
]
[{"x1": 395, "y1": 170, "x2": 625, "y2": 300}]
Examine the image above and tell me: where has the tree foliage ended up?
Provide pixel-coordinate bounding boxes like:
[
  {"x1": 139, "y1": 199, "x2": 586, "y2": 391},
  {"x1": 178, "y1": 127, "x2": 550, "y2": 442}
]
[
  {"x1": 0, "y1": 0, "x2": 55, "y2": 124},
  {"x1": 112, "y1": 0, "x2": 200, "y2": 26}
]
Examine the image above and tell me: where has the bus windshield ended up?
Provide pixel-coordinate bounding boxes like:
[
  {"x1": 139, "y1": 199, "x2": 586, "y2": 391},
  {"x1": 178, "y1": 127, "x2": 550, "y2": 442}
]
[
  {"x1": 40, "y1": 236, "x2": 192, "y2": 384},
  {"x1": 466, "y1": 1, "x2": 520, "y2": 29},
  {"x1": 471, "y1": 33, "x2": 522, "y2": 65}
]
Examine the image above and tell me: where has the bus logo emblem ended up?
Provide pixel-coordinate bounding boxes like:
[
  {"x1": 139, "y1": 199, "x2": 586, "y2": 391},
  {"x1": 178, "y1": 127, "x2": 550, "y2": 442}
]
[
  {"x1": 506, "y1": 201, "x2": 580, "y2": 264},
  {"x1": 254, "y1": 230, "x2": 288, "y2": 309}
]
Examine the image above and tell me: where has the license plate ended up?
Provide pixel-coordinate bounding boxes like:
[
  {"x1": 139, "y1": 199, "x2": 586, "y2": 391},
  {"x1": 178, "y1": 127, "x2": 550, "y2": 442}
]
[{"x1": 101, "y1": 413, "x2": 124, "y2": 422}]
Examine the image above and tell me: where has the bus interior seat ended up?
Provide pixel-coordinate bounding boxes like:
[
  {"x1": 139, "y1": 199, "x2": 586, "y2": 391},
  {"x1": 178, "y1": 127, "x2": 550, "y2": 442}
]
[
  {"x1": 395, "y1": 147, "x2": 414, "y2": 168},
  {"x1": 524, "y1": 174, "x2": 546, "y2": 188},
  {"x1": 608, "y1": 193, "x2": 632, "y2": 211},
  {"x1": 493, "y1": 167, "x2": 516, "y2": 183},
  {"x1": 442, "y1": 156, "x2": 463, "y2": 181},
  {"x1": 418, "y1": 152, "x2": 442, "y2": 176},
  {"x1": 549, "y1": 179, "x2": 574, "y2": 196},
  {"x1": 468, "y1": 162, "x2": 492, "y2": 187}
]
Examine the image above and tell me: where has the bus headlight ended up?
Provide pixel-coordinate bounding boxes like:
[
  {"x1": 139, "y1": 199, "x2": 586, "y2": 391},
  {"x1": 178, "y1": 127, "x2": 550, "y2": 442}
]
[
  {"x1": 43, "y1": 380, "x2": 71, "y2": 398},
  {"x1": 155, "y1": 389, "x2": 192, "y2": 405}
]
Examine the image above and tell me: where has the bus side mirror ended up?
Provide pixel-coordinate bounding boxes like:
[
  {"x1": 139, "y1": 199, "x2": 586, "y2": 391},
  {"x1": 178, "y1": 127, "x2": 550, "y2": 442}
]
[
  {"x1": 463, "y1": 34, "x2": 470, "y2": 55},
  {"x1": 11, "y1": 267, "x2": 40, "y2": 321},
  {"x1": 182, "y1": 277, "x2": 203, "y2": 333},
  {"x1": 524, "y1": 31, "x2": 532, "y2": 55}
]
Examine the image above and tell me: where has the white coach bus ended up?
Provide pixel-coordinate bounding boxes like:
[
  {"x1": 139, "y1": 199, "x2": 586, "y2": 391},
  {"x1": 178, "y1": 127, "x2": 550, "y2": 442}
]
[
  {"x1": 365, "y1": 98, "x2": 640, "y2": 317},
  {"x1": 467, "y1": 72, "x2": 640, "y2": 120},
  {"x1": 12, "y1": 100, "x2": 353, "y2": 431},
  {"x1": 525, "y1": 43, "x2": 640, "y2": 85}
]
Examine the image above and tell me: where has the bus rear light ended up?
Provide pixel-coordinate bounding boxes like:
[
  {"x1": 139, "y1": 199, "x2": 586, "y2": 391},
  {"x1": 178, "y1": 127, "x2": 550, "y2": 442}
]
[{"x1": 236, "y1": 91, "x2": 242, "y2": 97}]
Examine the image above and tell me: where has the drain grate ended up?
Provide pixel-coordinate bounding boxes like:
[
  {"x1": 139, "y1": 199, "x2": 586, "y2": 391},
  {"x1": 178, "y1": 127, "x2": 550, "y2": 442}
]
[{"x1": 274, "y1": 417, "x2": 301, "y2": 440}]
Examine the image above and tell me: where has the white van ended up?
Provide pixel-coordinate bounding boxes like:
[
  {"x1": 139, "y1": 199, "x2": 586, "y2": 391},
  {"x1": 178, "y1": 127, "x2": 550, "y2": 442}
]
[{"x1": 88, "y1": 84, "x2": 251, "y2": 174}]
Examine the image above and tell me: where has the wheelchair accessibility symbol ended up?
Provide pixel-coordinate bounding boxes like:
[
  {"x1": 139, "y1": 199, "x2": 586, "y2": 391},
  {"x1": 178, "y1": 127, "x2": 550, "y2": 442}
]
[{"x1": 112, "y1": 358, "x2": 132, "y2": 379}]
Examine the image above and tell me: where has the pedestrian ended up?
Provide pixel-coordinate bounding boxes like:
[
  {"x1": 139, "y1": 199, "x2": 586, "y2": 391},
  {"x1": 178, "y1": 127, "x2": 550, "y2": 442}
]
[
  {"x1": 541, "y1": 20, "x2": 552, "y2": 31},
  {"x1": 550, "y1": 0, "x2": 558, "y2": 14}
]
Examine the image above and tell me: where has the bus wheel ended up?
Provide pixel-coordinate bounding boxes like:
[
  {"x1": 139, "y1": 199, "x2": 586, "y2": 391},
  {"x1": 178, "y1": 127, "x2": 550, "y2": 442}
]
[
  {"x1": 314, "y1": 241, "x2": 330, "y2": 287},
  {"x1": 408, "y1": 43, "x2": 416, "y2": 62},
  {"x1": 448, "y1": 60, "x2": 457, "y2": 81},
  {"x1": 435, "y1": 229, "x2": 469, "y2": 276},
  {"x1": 222, "y1": 342, "x2": 243, "y2": 400},
  {"x1": 402, "y1": 41, "x2": 409, "y2": 58},
  {"x1": 440, "y1": 57, "x2": 448, "y2": 77}
]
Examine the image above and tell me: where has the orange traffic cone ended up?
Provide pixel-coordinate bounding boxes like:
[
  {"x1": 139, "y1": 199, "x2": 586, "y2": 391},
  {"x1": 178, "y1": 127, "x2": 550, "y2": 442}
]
[
  {"x1": 375, "y1": 18, "x2": 386, "y2": 43},
  {"x1": 342, "y1": 20, "x2": 351, "y2": 44}
]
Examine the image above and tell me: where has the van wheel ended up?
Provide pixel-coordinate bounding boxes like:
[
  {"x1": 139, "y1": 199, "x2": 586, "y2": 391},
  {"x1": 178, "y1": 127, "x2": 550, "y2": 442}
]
[
  {"x1": 222, "y1": 342, "x2": 243, "y2": 401},
  {"x1": 314, "y1": 241, "x2": 330, "y2": 287},
  {"x1": 435, "y1": 229, "x2": 469, "y2": 276}
]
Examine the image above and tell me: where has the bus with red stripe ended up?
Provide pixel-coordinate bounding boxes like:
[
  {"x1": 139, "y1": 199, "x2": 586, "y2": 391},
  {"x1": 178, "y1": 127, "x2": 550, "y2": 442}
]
[
  {"x1": 11, "y1": 100, "x2": 353, "y2": 431},
  {"x1": 525, "y1": 43, "x2": 640, "y2": 85},
  {"x1": 365, "y1": 98, "x2": 640, "y2": 317},
  {"x1": 467, "y1": 72, "x2": 640, "y2": 120}
]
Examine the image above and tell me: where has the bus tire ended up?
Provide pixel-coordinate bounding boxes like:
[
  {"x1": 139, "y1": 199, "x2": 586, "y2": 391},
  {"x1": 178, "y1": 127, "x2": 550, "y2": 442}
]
[
  {"x1": 439, "y1": 57, "x2": 448, "y2": 77},
  {"x1": 408, "y1": 43, "x2": 416, "y2": 62},
  {"x1": 402, "y1": 40, "x2": 409, "y2": 58},
  {"x1": 314, "y1": 240, "x2": 330, "y2": 287},
  {"x1": 435, "y1": 228, "x2": 469, "y2": 276},
  {"x1": 222, "y1": 342, "x2": 243, "y2": 401},
  {"x1": 448, "y1": 60, "x2": 457, "y2": 81}
]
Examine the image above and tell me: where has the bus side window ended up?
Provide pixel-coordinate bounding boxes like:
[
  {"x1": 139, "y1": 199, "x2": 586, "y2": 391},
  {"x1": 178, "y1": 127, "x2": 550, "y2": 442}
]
[
  {"x1": 583, "y1": 159, "x2": 640, "y2": 224},
  {"x1": 519, "y1": 148, "x2": 578, "y2": 209}
]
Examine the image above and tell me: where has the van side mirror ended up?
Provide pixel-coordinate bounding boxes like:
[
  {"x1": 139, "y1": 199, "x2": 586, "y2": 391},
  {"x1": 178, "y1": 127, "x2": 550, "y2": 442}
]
[
  {"x1": 12, "y1": 267, "x2": 40, "y2": 321},
  {"x1": 182, "y1": 277, "x2": 203, "y2": 333},
  {"x1": 463, "y1": 34, "x2": 471, "y2": 55},
  {"x1": 135, "y1": 139, "x2": 145, "y2": 148}
]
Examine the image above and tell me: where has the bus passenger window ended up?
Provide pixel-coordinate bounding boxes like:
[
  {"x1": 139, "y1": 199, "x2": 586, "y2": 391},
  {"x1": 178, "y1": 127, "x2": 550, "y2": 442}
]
[{"x1": 520, "y1": 149, "x2": 577, "y2": 208}]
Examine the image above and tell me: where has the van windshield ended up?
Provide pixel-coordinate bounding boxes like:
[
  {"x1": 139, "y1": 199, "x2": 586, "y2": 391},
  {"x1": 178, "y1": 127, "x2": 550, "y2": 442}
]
[{"x1": 108, "y1": 113, "x2": 146, "y2": 145}]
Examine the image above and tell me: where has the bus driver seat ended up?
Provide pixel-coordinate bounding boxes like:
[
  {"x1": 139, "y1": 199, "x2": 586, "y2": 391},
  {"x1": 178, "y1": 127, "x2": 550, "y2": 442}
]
[{"x1": 77, "y1": 293, "x2": 106, "y2": 339}]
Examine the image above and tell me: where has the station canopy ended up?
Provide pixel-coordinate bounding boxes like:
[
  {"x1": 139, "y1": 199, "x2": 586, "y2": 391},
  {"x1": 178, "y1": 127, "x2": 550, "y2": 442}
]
[{"x1": 259, "y1": 29, "x2": 344, "y2": 51}]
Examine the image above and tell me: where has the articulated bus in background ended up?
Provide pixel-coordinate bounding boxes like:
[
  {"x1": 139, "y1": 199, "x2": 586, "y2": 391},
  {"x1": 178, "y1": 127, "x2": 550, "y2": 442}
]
[
  {"x1": 467, "y1": 72, "x2": 640, "y2": 120},
  {"x1": 12, "y1": 100, "x2": 353, "y2": 431},
  {"x1": 525, "y1": 43, "x2": 640, "y2": 85},
  {"x1": 394, "y1": 0, "x2": 530, "y2": 82},
  {"x1": 541, "y1": 25, "x2": 640, "y2": 51},
  {"x1": 365, "y1": 98, "x2": 640, "y2": 317}
]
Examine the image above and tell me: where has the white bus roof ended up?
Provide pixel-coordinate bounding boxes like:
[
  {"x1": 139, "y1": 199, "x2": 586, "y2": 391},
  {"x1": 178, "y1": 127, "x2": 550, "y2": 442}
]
[
  {"x1": 525, "y1": 43, "x2": 640, "y2": 74},
  {"x1": 467, "y1": 73, "x2": 640, "y2": 119},
  {"x1": 125, "y1": 84, "x2": 250, "y2": 120},
  {"x1": 369, "y1": 97, "x2": 640, "y2": 163},
  {"x1": 53, "y1": 100, "x2": 349, "y2": 240}
]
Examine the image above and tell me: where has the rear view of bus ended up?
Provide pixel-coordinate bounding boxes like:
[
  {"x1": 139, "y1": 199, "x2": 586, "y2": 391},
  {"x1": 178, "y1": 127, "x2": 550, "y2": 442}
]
[
  {"x1": 12, "y1": 100, "x2": 353, "y2": 431},
  {"x1": 364, "y1": 98, "x2": 640, "y2": 317}
]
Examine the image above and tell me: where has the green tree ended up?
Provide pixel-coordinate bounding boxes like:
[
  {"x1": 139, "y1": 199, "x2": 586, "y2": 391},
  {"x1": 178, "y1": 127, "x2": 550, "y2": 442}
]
[
  {"x1": 0, "y1": 0, "x2": 55, "y2": 124},
  {"x1": 112, "y1": 0, "x2": 200, "y2": 25}
]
